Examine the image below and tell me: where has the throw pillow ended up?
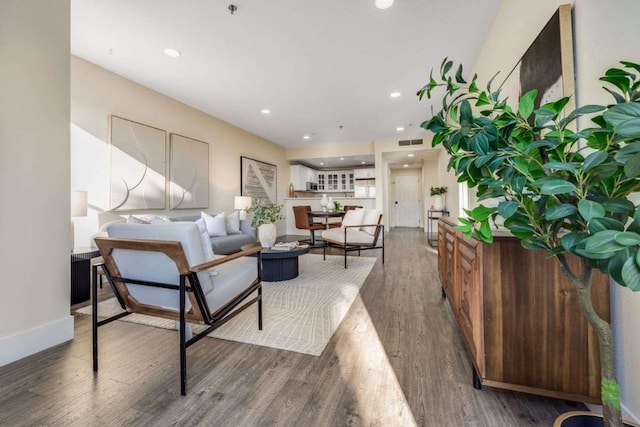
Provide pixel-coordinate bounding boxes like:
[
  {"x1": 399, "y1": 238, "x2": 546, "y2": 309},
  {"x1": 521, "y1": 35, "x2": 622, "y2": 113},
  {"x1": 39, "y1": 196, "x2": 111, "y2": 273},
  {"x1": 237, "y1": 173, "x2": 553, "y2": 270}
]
[
  {"x1": 341, "y1": 208, "x2": 365, "y2": 227},
  {"x1": 201, "y1": 211, "x2": 227, "y2": 237},
  {"x1": 126, "y1": 214, "x2": 150, "y2": 224},
  {"x1": 149, "y1": 215, "x2": 172, "y2": 224},
  {"x1": 361, "y1": 209, "x2": 380, "y2": 235},
  {"x1": 195, "y1": 218, "x2": 218, "y2": 276},
  {"x1": 226, "y1": 210, "x2": 241, "y2": 235}
]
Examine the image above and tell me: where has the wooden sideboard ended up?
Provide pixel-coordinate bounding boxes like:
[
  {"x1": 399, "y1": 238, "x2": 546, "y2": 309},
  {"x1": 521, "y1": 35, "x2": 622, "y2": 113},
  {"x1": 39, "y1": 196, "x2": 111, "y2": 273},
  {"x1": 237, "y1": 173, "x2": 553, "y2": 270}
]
[{"x1": 437, "y1": 217, "x2": 610, "y2": 403}]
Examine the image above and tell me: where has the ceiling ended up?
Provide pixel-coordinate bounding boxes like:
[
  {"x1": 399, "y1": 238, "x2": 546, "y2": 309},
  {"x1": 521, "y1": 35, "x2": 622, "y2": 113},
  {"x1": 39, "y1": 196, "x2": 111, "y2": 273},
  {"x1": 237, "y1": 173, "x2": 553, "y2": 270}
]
[{"x1": 71, "y1": 0, "x2": 501, "y2": 155}]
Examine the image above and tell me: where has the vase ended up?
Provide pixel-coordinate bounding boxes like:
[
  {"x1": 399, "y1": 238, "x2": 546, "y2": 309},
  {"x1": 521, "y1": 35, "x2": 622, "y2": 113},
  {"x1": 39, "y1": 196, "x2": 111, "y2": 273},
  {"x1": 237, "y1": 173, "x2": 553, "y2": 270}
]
[
  {"x1": 258, "y1": 223, "x2": 277, "y2": 248},
  {"x1": 328, "y1": 197, "x2": 334, "y2": 211},
  {"x1": 320, "y1": 194, "x2": 329, "y2": 211},
  {"x1": 433, "y1": 195, "x2": 444, "y2": 211},
  {"x1": 288, "y1": 183, "x2": 295, "y2": 198}
]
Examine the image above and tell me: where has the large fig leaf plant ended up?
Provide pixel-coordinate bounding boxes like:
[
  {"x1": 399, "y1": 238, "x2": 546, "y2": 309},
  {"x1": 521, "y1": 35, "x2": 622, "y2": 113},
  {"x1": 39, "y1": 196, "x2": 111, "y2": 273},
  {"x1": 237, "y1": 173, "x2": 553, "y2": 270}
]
[{"x1": 419, "y1": 59, "x2": 640, "y2": 427}]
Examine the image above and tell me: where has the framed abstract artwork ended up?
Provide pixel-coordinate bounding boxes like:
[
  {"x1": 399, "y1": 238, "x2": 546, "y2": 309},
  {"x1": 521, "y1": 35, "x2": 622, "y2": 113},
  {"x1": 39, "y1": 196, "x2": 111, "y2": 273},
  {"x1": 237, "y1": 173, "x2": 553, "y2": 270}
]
[
  {"x1": 109, "y1": 115, "x2": 166, "y2": 210},
  {"x1": 499, "y1": 4, "x2": 575, "y2": 115},
  {"x1": 241, "y1": 156, "x2": 277, "y2": 205},
  {"x1": 169, "y1": 133, "x2": 209, "y2": 209}
]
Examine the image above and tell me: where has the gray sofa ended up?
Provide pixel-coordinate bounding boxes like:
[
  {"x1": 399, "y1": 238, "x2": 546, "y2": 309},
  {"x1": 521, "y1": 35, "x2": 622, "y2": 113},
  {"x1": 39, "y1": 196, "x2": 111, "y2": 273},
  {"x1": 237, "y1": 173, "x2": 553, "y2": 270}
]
[
  {"x1": 94, "y1": 212, "x2": 257, "y2": 255},
  {"x1": 169, "y1": 215, "x2": 256, "y2": 254}
]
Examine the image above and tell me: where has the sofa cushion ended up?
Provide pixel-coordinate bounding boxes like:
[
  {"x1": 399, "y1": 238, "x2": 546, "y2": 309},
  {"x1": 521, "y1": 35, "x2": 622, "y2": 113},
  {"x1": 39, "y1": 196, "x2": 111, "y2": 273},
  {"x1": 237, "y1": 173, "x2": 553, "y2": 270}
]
[
  {"x1": 211, "y1": 233, "x2": 255, "y2": 255},
  {"x1": 225, "y1": 210, "x2": 241, "y2": 235},
  {"x1": 202, "y1": 211, "x2": 227, "y2": 237}
]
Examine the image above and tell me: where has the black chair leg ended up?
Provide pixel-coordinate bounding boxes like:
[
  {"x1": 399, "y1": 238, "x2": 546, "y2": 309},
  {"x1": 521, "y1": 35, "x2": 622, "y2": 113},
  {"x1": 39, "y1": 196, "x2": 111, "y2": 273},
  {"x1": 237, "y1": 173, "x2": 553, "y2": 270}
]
[
  {"x1": 258, "y1": 285, "x2": 263, "y2": 330},
  {"x1": 179, "y1": 277, "x2": 187, "y2": 396},
  {"x1": 310, "y1": 230, "x2": 315, "y2": 246},
  {"x1": 92, "y1": 268, "x2": 99, "y2": 372}
]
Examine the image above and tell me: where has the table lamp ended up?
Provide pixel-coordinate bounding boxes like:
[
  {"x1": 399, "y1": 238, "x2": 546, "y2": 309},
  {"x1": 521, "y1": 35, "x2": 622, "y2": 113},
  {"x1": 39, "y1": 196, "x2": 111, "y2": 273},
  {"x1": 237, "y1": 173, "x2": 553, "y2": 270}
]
[{"x1": 234, "y1": 196, "x2": 252, "y2": 220}]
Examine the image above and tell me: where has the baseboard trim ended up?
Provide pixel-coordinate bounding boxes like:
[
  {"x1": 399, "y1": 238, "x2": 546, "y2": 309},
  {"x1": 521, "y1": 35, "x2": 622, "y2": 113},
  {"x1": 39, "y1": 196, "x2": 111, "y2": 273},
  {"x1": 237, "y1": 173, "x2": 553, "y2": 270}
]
[{"x1": 0, "y1": 315, "x2": 74, "y2": 367}]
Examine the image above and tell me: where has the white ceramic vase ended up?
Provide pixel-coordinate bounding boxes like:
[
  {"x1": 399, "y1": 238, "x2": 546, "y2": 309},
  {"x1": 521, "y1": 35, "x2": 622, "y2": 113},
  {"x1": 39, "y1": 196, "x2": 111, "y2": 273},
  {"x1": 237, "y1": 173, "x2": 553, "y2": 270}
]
[
  {"x1": 433, "y1": 195, "x2": 444, "y2": 211},
  {"x1": 320, "y1": 194, "x2": 329, "y2": 211},
  {"x1": 258, "y1": 223, "x2": 277, "y2": 248}
]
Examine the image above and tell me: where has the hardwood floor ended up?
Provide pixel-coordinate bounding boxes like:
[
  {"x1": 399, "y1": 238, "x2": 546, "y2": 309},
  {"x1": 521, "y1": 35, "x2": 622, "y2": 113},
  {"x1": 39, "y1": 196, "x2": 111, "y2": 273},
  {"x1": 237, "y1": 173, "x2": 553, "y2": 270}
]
[{"x1": 0, "y1": 228, "x2": 580, "y2": 426}]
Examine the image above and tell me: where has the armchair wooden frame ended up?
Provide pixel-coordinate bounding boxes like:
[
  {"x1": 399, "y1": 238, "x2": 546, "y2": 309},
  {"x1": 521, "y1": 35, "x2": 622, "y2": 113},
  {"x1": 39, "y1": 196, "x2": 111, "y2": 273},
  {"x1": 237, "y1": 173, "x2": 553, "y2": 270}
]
[
  {"x1": 322, "y1": 218, "x2": 385, "y2": 268},
  {"x1": 93, "y1": 237, "x2": 263, "y2": 395}
]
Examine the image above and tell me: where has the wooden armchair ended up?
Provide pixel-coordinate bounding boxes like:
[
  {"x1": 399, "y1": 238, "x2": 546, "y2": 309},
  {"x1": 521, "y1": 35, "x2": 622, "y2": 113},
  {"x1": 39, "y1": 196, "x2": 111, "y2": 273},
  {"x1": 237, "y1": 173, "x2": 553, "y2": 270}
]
[
  {"x1": 93, "y1": 222, "x2": 262, "y2": 395},
  {"x1": 321, "y1": 209, "x2": 384, "y2": 268}
]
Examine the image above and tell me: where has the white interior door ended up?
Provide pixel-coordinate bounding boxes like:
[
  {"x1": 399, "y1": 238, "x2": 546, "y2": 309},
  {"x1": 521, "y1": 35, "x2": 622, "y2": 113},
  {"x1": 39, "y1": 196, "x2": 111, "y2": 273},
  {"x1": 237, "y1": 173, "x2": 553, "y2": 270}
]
[{"x1": 393, "y1": 175, "x2": 421, "y2": 227}]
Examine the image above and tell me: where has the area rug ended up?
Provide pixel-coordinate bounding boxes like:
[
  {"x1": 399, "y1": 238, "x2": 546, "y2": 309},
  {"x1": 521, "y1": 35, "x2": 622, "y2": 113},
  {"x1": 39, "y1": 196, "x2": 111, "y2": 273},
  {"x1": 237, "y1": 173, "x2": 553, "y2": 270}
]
[{"x1": 76, "y1": 254, "x2": 376, "y2": 356}]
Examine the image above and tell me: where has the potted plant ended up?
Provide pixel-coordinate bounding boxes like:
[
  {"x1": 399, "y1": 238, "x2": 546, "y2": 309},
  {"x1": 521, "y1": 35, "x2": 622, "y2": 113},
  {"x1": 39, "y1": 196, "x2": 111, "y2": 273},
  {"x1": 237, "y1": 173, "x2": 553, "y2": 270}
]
[
  {"x1": 247, "y1": 200, "x2": 284, "y2": 248},
  {"x1": 419, "y1": 59, "x2": 640, "y2": 427},
  {"x1": 430, "y1": 186, "x2": 448, "y2": 211}
]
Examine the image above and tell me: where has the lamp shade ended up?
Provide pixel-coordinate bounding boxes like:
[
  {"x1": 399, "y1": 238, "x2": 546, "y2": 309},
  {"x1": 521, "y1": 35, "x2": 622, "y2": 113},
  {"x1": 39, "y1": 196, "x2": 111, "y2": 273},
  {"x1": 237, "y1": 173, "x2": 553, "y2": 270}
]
[
  {"x1": 71, "y1": 190, "x2": 88, "y2": 217},
  {"x1": 234, "y1": 196, "x2": 252, "y2": 210}
]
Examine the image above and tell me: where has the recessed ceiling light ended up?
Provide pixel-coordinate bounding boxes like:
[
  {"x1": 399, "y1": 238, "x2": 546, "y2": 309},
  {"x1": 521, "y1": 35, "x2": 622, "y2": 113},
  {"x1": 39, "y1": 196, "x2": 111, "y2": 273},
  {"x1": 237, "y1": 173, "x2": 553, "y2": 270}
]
[
  {"x1": 396, "y1": 127, "x2": 404, "y2": 131},
  {"x1": 340, "y1": 157, "x2": 345, "y2": 161},
  {"x1": 408, "y1": 154, "x2": 415, "y2": 157},
  {"x1": 303, "y1": 135, "x2": 310, "y2": 140},
  {"x1": 403, "y1": 164, "x2": 409, "y2": 168},
  {"x1": 361, "y1": 161, "x2": 367, "y2": 165},
  {"x1": 260, "y1": 109, "x2": 271, "y2": 114},
  {"x1": 163, "y1": 48, "x2": 181, "y2": 58},
  {"x1": 390, "y1": 92, "x2": 401, "y2": 98},
  {"x1": 320, "y1": 162, "x2": 325, "y2": 166},
  {"x1": 375, "y1": 0, "x2": 394, "y2": 9}
]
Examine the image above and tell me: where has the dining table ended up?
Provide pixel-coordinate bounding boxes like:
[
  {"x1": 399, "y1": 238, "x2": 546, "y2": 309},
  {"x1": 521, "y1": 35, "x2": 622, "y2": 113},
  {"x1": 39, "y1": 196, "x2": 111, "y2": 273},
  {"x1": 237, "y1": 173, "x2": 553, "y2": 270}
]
[{"x1": 308, "y1": 210, "x2": 346, "y2": 229}]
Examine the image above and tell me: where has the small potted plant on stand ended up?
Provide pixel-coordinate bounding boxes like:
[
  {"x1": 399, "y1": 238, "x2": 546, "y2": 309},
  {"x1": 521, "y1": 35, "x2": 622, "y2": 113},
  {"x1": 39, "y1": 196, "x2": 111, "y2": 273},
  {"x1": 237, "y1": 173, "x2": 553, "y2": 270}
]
[
  {"x1": 430, "y1": 186, "x2": 448, "y2": 211},
  {"x1": 419, "y1": 59, "x2": 640, "y2": 427},
  {"x1": 247, "y1": 200, "x2": 284, "y2": 248}
]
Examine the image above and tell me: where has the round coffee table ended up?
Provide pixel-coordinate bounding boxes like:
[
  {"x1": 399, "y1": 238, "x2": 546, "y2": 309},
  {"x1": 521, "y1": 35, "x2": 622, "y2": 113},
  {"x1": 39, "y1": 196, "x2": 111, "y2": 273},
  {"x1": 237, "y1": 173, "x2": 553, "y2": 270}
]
[{"x1": 244, "y1": 244, "x2": 310, "y2": 281}]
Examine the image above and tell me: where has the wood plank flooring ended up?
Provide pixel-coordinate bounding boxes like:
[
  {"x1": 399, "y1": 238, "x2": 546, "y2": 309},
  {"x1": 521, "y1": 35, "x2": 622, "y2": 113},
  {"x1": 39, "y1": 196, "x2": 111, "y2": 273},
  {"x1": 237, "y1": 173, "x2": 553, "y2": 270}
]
[{"x1": 0, "y1": 228, "x2": 581, "y2": 426}]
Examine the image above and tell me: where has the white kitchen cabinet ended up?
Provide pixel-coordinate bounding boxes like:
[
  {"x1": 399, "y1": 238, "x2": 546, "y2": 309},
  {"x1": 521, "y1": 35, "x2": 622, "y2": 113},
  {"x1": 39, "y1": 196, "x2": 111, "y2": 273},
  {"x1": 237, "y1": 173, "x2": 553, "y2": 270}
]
[
  {"x1": 340, "y1": 171, "x2": 354, "y2": 191},
  {"x1": 353, "y1": 168, "x2": 375, "y2": 179},
  {"x1": 290, "y1": 165, "x2": 317, "y2": 191}
]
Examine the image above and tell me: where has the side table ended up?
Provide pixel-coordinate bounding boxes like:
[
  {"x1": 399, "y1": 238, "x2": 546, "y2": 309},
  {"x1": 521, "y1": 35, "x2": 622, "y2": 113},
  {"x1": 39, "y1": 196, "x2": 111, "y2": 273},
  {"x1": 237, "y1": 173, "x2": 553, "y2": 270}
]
[
  {"x1": 427, "y1": 210, "x2": 449, "y2": 247},
  {"x1": 71, "y1": 247, "x2": 100, "y2": 304}
]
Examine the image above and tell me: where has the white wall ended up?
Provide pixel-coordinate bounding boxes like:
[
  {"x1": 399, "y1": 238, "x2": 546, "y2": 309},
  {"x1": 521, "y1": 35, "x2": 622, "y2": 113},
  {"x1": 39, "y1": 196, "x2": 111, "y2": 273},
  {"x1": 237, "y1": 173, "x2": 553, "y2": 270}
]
[
  {"x1": 474, "y1": 0, "x2": 640, "y2": 421},
  {"x1": 71, "y1": 57, "x2": 288, "y2": 245},
  {"x1": 0, "y1": 0, "x2": 74, "y2": 366}
]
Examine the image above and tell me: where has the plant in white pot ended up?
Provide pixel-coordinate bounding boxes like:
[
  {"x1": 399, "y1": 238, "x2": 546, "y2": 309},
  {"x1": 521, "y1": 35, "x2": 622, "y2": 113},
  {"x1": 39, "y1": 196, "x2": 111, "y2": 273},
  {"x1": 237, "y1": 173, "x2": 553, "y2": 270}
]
[
  {"x1": 430, "y1": 186, "x2": 448, "y2": 211},
  {"x1": 247, "y1": 200, "x2": 284, "y2": 248},
  {"x1": 419, "y1": 59, "x2": 640, "y2": 427}
]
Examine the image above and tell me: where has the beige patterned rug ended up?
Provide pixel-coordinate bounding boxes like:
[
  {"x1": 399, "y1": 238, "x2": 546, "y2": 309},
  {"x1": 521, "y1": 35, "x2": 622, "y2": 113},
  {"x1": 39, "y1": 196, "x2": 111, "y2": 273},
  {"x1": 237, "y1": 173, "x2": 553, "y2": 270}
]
[{"x1": 76, "y1": 254, "x2": 376, "y2": 356}]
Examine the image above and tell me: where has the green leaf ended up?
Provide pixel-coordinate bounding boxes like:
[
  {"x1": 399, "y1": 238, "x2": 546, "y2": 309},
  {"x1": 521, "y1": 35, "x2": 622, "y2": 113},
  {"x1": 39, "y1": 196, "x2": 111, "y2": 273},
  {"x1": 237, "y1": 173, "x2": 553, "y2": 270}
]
[
  {"x1": 476, "y1": 92, "x2": 491, "y2": 106},
  {"x1": 604, "y1": 103, "x2": 640, "y2": 138},
  {"x1": 578, "y1": 200, "x2": 606, "y2": 221},
  {"x1": 466, "y1": 205, "x2": 496, "y2": 222},
  {"x1": 561, "y1": 232, "x2": 589, "y2": 252},
  {"x1": 537, "y1": 178, "x2": 576, "y2": 195},
  {"x1": 602, "y1": 199, "x2": 635, "y2": 214},
  {"x1": 497, "y1": 201, "x2": 519, "y2": 219},
  {"x1": 455, "y1": 64, "x2": 466, "y2": 84},
  {"x1": 624, "y1": 152, "x2": 640, "y2": 178},
  {"x1": 478, "y1": 219, "x2": 493, "y2": 242},
  {"x1": 521, "y1": 238, "x2": 548, "y2": 250},
  {"x1": 621, "y1": 257, "x2": 640, "y2": 291},
  {"x1": 543, "y1": 161, "x2": 578, "y2": 172},
  {"x1": 614, "y1": 142, "x2": 640, "y2": 162},
  {"x1": 518, "y1": 89, "x2": 538, "y2": 120},
  {"x1": 545, "y1": 203, "x2": 578, "y2": 220},
  {"x1": 582, "y1": 150, "x2": 608, "y2": 172},
  {"x1": 589, "y1": 217, "x2": 626, "y2": 233},
  {"x1": 584, "y1": 230, "x2": 626, "y2": 254},
  {"x1": 615, "y1": 232, "x2": 640, "y2": 246}
]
